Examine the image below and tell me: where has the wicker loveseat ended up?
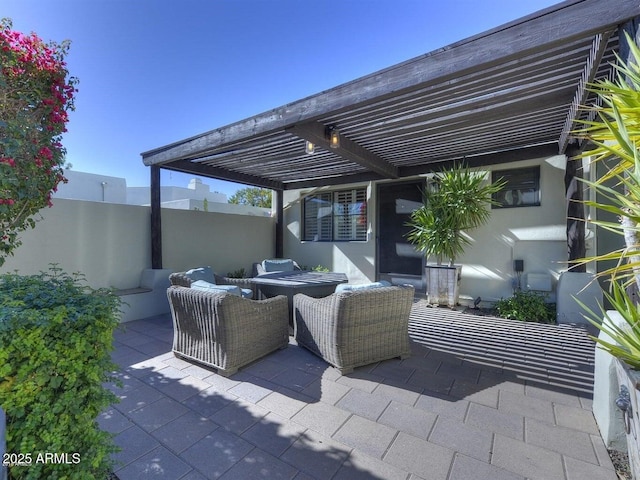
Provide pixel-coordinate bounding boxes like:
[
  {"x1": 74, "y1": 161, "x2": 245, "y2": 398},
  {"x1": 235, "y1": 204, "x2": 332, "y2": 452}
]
[
  {"x1": 293, "y1": 284, "x2": 414, "y2": 374},
  {"x1": 167, "y1": 286, "x2": 289, "y2": 376}
]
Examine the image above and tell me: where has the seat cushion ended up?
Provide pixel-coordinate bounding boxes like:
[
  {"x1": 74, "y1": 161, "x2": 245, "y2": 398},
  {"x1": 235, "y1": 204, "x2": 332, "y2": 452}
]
[
  {"x1": 191, "y1": 280, "x2": 241, "y2": 296},
  {"x1": 185, "y1": 266, "x2": 216, "y2": 284},
  {"x1": 262, "y1": 259, "x2": 295, "y2": 273},
  {"x1": 335, "y1": 280, "x2": 391, "y2": 292}
]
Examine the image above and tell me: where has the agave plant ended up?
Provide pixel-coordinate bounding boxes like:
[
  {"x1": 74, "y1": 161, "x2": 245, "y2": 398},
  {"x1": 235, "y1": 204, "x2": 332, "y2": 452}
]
[
  {"x1": 572, "y1": 32, "x2": 640, "y2": 366},
  {"x1": 405, "y1": 163, "x2": 505, "y2": 266},
  {"x1": 579, "y1": 281, "x2": 640, "y2": 370}
]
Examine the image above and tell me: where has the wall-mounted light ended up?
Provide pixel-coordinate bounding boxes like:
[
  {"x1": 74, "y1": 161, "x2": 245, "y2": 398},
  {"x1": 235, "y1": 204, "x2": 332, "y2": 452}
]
[
  {"x1": 327, "y1": 126, "x2": 340, "y2": 149},
  {"x1": 305, "y1": 140, "x2": 315, "y2": 155}
]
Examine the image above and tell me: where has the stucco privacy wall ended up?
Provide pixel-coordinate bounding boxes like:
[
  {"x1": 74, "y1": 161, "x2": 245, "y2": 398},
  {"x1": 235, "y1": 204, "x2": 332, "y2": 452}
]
[
  {"x1": 160, "y1": 207, "x2": 274, "y2": 276},
  {"x1": 284, "y1": 156, "x2": 579, "y2": 304},
  {"x1": 0, "y1": 198, "x2": 275, "y2": 290}
]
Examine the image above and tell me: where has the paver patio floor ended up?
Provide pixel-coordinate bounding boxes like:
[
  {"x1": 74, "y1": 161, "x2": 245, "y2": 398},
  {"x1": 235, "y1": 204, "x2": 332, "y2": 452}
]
[{"x1": 100, "y1": 299, "x2": 618, "y2": 480}]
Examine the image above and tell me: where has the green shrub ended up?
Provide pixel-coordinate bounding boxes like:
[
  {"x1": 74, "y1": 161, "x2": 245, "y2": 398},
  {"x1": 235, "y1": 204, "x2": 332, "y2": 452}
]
[
  {"x1": 0, "y1": 266, "x2": 121, "y2": 479},
  {"x1": 493, "y1": 290, "x2": 556, "y2": 324},
  {"x1": 226, "y1": 268, "x2": 246, "y2": 278}
]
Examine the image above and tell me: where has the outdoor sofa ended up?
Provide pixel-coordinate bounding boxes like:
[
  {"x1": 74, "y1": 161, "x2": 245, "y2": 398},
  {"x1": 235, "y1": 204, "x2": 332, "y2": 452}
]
[
  {"x1": 252, "y1": 258, "x2": 302, "y2": 276},
  {"x1": 293, "y1": 283, "x2": 414, "y2": 374},
  {"x1": 166, "y1": 285, "x2": 289, "y2": 376},
  {"x1": 169, "y1": 267, "x2": 256, "y2": 299}
]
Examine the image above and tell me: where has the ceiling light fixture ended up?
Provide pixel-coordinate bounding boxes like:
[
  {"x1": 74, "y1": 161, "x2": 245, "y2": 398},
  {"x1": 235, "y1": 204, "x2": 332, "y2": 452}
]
[
  {"x1": 327, "y1": 126, "x2": 340, "y2": 149},
  {"x1": 305, "y1": 141, "x2": 315, "y2": 154}
]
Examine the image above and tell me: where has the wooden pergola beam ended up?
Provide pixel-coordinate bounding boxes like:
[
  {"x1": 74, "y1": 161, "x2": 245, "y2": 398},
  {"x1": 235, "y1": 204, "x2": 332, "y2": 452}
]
[
  {"x1": 141, "y1": 0, "x2": 640, "y2": 170},
  {"x1": 558, "y1": 30, "x2": 613, "y2": 153},
  {"x1": 287, "y1": 123, "x2": 398, "y2": 179},
  {"x1": 163, "y1": 159, "x2": 284, "y2": 191}
]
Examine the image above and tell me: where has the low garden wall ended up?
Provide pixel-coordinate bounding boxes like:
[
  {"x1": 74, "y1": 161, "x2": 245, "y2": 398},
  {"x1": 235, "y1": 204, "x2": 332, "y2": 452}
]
[{"x1": 0, "y1": 198, "x2": 276, "y2": 320}]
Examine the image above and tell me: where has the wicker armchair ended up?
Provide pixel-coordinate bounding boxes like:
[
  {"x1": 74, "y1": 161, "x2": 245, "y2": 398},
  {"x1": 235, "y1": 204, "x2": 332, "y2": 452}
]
[
  {"x1": 169, "y1": 270, "x2": 256, "y2": 299},
  {"x1": 167, "y1": 286, "x2": 289, "y2": 376},
  {"x1": 293, "y1": 284, "x2": 414, "y2": 374}
]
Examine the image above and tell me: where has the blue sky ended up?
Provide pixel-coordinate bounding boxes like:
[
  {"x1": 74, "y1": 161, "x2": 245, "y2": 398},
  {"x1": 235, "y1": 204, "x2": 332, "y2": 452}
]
[{"x1": 4, "y1": 0, "x2": 559, "y2": 197}]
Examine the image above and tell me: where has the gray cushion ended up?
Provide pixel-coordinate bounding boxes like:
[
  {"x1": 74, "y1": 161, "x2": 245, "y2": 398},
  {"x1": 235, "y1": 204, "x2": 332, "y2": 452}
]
[
  {"x1": 335, "y1": 280, "x2": 391, "y2": 293},
  {"x1": 185, "y1": 266, "x2": 216, "y2": 284},
  {"x1": 191, "y1": 280, "x2": 241, "y2": 296},
  {"x1": 262, "y1": 259, "x2": 295, "y2": 273}
]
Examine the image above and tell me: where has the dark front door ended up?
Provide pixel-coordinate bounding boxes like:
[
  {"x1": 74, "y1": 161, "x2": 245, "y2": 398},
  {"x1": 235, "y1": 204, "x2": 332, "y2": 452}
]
[{"x1": 376, "y1": 181, "x2": 425, "y2": 287}]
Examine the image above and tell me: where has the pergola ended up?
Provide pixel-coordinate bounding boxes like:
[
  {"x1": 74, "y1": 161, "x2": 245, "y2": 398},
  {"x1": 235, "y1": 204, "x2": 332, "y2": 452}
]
[{"x1": 141, "y1": 0, "x2": 640, "y2": 268}]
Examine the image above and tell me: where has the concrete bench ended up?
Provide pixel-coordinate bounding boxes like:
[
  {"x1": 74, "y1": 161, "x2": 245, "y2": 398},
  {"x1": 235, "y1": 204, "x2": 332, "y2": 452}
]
[{"x1": 117, "y1": 268, "x2": 172, "y2": 323}]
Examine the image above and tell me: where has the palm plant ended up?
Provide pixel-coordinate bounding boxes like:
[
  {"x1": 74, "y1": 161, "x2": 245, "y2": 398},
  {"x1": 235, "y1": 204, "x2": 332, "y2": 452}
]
[
  {"x1": 405, "y1": 164, "x2": 505, "y2": 266},
  {"x1": 573, "y1": 32, "x2": 640, "y2": 366}
]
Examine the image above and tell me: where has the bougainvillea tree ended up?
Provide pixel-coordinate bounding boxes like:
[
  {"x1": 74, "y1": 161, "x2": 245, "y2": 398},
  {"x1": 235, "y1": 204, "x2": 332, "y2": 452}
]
[{"x1": 0, "y1": 18, "x2": 77, "y2": 266}]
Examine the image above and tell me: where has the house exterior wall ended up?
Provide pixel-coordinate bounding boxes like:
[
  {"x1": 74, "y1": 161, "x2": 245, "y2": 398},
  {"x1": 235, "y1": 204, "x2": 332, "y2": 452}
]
[
  {"x1": 283, "y1": 155, "x2": 578, "y2": 305},
  {"x1": 0, "y1": 198, "x2": 275, "y2": 290}
]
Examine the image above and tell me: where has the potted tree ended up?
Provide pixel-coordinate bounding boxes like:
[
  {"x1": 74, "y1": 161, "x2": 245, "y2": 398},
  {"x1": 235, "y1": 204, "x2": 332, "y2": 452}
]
[
  {"x1": 573, "y1": 32, "x2": 640, "y2": 478},
  {"x1": 405, "y1": 164, "x2": 504, "y2": 307}
]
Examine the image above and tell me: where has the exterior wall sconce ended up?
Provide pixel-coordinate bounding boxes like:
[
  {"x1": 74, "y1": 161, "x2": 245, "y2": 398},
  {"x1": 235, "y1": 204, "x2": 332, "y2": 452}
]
[
  {"x1": 327, "y1": 126, "x2": 340, "y2": 149},
  {"x1": 305, "y1": 141, "x2": 315, "y2": 154}
]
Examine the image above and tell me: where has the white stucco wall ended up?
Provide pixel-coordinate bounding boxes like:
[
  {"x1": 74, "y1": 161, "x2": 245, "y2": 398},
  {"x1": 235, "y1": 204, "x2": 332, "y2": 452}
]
[
  {"x1": 0, "y1": 198, "x2": 275, "y2": 290},
  {"x1": 284, "y1": 181, "x2": 376, "y2": 283},
  {"x1": 283, "y1": 156, "x2": 573, "y2": 304},
  {"x1": 161, "y1": 207, "x2": 275, "y2": 277},
  {"x1": 55, "y1": 170, "x2": 128, "y2": 203}
]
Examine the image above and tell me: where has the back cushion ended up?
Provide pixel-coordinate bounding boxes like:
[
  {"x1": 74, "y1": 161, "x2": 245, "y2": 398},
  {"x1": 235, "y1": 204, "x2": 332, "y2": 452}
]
[
  {"x1": 185, "y1": 266, "x2": 216, "y2": 284},
  {"x1": 335, "y1": 280, "x2": 391, "y2": 292},
  {"x1": 262, "y1": 259, "x2": 295, "y2": 272},
  {"x1": 191, "y1": 280, "x2": 241, "y2": 296}
]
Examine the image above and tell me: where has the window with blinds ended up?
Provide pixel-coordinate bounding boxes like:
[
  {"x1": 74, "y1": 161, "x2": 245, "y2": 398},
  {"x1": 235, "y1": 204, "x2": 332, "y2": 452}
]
[
  {"x1": 303, "y1": 188, "x2": 367, "y2": 241},
  {"x1": 492, "y1": 166, "x2": 540, "y2": 208}
]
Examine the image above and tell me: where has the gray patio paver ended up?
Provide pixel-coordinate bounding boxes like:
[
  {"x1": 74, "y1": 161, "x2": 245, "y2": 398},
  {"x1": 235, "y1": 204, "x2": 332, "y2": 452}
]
[
  {"x1": 210, "y1": 398, "x2": 270, "y2": 435},
  {"x1": 180, "y1": 429, "x2": 254, "y2": 479},
  {"x1": 218, "y1": 448, "x2": 298, "y2": 480},
  {"x1": 525, "y1": 418, "x2": 599, "y2": 464},
  {"x1": 332, "y1": 415, "x2": 398, "y2": 459},
  {"x1": 428, "y1": 415, "x2": 493, "y2": 462},
  {"x1": 241, "y1": 412, "x2": 306, "y2": 457},
  {"x1": 383, "y1": 431, "x2": 455, "y2": 479},
  {"x1": 114, "y1": 445, "x2": 193, "y2": 479},
  {"x1": 554, "y1": 402, "x2": 601, "y2": 434},
  {"x1": 333, "y1": 450, "x2": 410, "y2": 480},
  {"x1": 107, "y1": 302, "x2": 618, "y2": 480},
  {"x1": 290, "y1": 401, "x2": 351, "y2": 438},
  {"x1": 448, "y1": 454, "x2": 525, "y2": 480},
  {"x1": 465, "y1": 402, "x2": 525, "y2": 440},
  {"x1": 279, "y1": 429, "x2": 351, "y2": 480},
  {"x1": 498, "y1": 389, "x2": 556, "y2": 424},
  {"x1": 492, "y1": 433, "x2": 565, "y2": 480},
  {"x1": 564, "y1": 456, "x2": 620, "y2": 480},
  {"x1": 150, "y1": 411, "x2": 219, "y2": 454},
  {"x1": 335, "y1": 388, "x2": 392, "y2": 421},
  {"x1": 377, "y1": 400, "x2": 437, "y2": 440}
]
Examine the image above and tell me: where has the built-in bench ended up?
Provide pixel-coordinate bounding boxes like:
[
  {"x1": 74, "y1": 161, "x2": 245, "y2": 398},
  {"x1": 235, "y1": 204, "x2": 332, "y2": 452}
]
[{"x1": 116, "y1": 268, "x2": 172, "y2": 323}]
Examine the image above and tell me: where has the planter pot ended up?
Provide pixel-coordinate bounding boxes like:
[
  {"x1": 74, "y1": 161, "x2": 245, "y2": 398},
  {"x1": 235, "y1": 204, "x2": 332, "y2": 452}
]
[
  {"x1": 426, "y1": 264, "x2": 461, "y2": 308},
  {"x1": 615, "y1": 358, "x2": 640, "y2": 479},
  {"x1": 556, "y1": 271, "x2": 603, "y2": 325}
]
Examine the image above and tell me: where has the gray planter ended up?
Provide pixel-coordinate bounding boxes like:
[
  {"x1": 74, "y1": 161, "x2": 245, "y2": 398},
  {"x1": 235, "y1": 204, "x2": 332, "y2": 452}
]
[
  {"x1": 556, "y1": 271, "x2": 603, "y2": 325},
  {"x1": 426, "y1": 265, "x2": 461, "y2": 308},
  {"x1": 615, "y1": 359, "x2": 640, "y2": 479}
]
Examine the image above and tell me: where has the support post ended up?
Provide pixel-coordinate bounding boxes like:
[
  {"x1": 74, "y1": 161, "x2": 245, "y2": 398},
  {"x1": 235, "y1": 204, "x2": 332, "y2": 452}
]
[
  {"x1": 151, "y1": 165, "x2": 162, "y2": 269},
  {"x1": 565, "y1": 153, "x2": 586, "y2": 272},
  {"x1": 275, "y1": 189, "x2": 284, "y2": 258}
]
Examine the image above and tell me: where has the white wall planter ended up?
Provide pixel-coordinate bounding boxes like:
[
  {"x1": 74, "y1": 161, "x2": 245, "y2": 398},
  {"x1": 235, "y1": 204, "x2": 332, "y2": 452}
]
[
  {"x1": 556, "y1": 271, "x2": 603, "y2": 325},
  {"x1": 426, "y1": 265, "x2": 461, "y2": 308},
  {"x1": 615, "y1": 358, "x2": 640, "y2": 479}
]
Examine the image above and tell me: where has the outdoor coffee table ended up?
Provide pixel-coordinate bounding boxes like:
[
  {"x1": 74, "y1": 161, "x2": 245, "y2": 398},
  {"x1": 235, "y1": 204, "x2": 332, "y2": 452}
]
[{"x1": 251, "y1": 271, "x2": 348, "y2": 325}]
